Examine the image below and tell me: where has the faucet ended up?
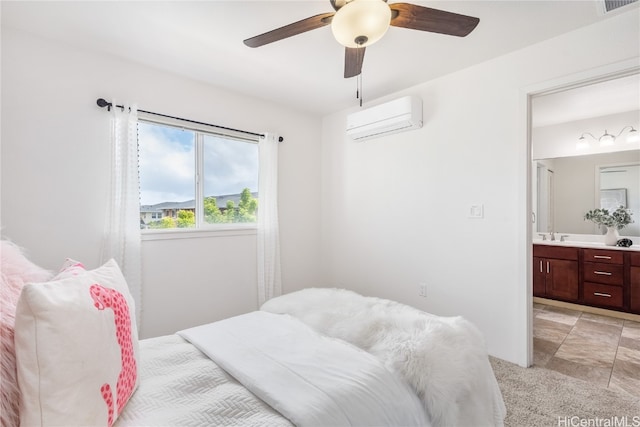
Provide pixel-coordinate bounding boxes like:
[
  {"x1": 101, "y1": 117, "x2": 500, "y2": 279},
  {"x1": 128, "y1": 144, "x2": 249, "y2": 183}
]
[
  {"x1": 560, "y1": 235, "x2": 570, "y2": 242},
  {"x1": 549, "y1": 231, "x2": 556, "y2": 241},
  {"x1": 538, "y1": 233, "x2": 547, "y2": 241}
]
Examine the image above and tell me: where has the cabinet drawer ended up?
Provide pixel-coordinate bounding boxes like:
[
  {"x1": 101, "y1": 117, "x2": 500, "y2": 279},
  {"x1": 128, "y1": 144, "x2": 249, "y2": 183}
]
[
  {"x1": 630, "y1": 252, "x2": 640, "y2": 267},
  {"x1": 582, "y1": 249, "x2": 623, "y2": 265},
  {"x1": 583, "y1": 282, "x2": 623, "y2": 309},
  {"x1": 583, "y1": 262, "x2": 624, "y2": 286},
  {"x1": 533, "y1": 245, "x2": 578, "y2": 261}
]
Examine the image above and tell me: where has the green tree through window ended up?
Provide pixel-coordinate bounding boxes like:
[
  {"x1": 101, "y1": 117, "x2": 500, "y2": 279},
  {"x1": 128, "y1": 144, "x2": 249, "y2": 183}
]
[{"x1": 204, "y1": 188, "x2": 258, "y2": 224}]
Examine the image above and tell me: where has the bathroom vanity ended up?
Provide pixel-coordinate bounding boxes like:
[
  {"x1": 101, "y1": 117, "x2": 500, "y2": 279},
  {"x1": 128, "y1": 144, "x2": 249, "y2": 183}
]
[{"x1": 533, "y1": 241, "x2": 640, "y2": 314}]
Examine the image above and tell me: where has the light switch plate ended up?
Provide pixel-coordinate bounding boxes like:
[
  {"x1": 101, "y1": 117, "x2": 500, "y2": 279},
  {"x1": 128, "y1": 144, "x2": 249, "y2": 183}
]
[{"x1": 469, "y1": 204, "x2": 484, "y2": 218}]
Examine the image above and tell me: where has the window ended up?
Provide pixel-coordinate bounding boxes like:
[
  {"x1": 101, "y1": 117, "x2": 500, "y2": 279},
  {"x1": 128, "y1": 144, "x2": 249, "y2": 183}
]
[{"x1": 138, "y1": 120, "x2": 259, "y2": 230}]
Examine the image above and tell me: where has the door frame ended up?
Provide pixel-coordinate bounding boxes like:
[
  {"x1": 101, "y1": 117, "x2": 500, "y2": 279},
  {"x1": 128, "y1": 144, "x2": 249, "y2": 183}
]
[{"x1": 518, "y1": 58, "x2": 639, "y2": 367}]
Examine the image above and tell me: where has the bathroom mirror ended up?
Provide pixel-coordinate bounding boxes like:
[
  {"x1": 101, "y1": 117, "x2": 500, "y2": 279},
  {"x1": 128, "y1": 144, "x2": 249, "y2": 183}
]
[
  {"x1": 531, "y1": 72, "x2": 640, "y2": 238},
  {"x1": 534, "y1": 151, "x2": 640, "y2": 237}
]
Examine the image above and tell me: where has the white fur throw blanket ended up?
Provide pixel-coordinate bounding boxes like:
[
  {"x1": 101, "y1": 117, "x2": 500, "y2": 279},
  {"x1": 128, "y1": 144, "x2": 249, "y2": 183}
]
[{"x1": 261, "y1": 288, "x2": 506, "y2": 427}]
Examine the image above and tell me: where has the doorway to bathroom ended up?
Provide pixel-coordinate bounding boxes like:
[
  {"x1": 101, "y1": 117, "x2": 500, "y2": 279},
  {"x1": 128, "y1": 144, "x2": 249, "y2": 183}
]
[{"x1": 526, "y1": 64, "x2": 640, "y2": 395}]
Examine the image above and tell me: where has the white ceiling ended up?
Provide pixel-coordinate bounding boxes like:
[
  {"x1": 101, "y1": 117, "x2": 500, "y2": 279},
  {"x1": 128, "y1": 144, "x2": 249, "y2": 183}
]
[
  {"x1": 532, "y1": 73, "x2": 640, "y2": 128},
  {"x1": 2, "y1": 0, "x2": 638, "y2": 115}
]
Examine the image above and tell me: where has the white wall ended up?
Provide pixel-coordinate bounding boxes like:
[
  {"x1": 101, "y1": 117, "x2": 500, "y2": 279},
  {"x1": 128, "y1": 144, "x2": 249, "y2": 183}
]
[
  {"x1": 1, "y1": 28, "x2": 323, "y2": 338},
  {"x1": 320, "y1": 10, "x2": 640, "y2": 365}
]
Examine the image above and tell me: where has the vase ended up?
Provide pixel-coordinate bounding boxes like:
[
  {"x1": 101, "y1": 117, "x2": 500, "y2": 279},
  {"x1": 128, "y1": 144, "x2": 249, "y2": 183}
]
[{"x1": 604, "y1": 227, "x2": 619, "y2": 246}]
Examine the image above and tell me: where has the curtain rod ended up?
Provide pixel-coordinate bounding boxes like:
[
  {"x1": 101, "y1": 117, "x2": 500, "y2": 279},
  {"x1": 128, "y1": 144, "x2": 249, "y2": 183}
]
[{"x1": 96, "y1": 98, "x2": 283, "y2": 142}]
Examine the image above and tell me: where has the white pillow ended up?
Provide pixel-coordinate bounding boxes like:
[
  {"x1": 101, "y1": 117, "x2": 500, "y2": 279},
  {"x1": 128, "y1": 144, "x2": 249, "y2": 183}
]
[{"x1": 15, "y1": 259, "x2": 139, "y2": 427}]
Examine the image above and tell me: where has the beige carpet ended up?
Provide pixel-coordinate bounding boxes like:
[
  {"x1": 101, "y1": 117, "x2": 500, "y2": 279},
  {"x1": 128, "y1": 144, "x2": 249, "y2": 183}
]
[{"x1": 490, "y1": 357, "x2": 640, "y2": 427}]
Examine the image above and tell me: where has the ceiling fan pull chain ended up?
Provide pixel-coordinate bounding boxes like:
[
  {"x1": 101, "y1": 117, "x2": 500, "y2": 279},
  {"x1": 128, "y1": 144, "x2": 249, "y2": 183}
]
[{"x1": 359, "y1": 72, "x2": 363, "y2": 107}]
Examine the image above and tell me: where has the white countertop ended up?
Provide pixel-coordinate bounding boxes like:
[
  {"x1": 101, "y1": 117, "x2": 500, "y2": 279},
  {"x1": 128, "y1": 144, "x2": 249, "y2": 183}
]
[{"x1": 533, "y1": 239, "x2": 640, "y2": 251}]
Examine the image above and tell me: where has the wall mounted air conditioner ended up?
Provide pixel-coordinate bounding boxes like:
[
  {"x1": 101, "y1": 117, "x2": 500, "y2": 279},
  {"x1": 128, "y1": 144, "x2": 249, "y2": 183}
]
[{"x1": 346, "y1": 95, "x2": 423, "y2": 141}]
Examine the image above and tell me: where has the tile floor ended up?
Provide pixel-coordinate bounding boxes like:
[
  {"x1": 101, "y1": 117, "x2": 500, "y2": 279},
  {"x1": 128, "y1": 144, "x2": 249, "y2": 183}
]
[{"x1": 533, "y1": 303, "x2": 640, "y2": 397}]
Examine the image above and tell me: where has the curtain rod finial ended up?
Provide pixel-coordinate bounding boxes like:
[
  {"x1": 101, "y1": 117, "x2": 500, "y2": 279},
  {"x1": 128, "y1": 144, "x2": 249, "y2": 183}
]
[{"x1": 96, "y1": 98, "x2": 111, "y2": 108}]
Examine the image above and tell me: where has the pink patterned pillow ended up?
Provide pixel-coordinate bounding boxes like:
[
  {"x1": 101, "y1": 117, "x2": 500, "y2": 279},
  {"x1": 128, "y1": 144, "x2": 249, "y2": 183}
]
[
  {"x1": 15, "y1": 259, "x2": 139, "y2": 427},
  {"x1": 0, "y1": 240, "x2": 52, "y2": 427}
]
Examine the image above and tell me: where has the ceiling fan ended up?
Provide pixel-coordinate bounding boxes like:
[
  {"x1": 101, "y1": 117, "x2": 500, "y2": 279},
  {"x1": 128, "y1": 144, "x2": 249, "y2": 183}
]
[{"x1": 243, "y1": 0, "x2": 480, "y2": 79}]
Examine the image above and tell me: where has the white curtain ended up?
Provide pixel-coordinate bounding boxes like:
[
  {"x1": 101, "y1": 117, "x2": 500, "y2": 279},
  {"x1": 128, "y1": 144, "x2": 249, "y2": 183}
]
[
  {"x1": 257, "y1": 133, "x2": 282, "y2": 306},
  {"x1": 101, "y1": 103, "x2": 142, "y2": 325}
]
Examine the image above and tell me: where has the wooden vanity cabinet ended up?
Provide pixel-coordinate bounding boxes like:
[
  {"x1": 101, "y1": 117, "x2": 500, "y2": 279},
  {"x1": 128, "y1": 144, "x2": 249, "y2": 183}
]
[
  {"x1": 631, "y1": 252, "x2": 640, "y2": 314},
  {"x1": 533, "y1": 245, "x2": 579, "y2": 302},
  {"x1": 582, "y1": 249, "x2": 624, "y2": 310},
  {"x1": 534, "y1": 244, "x2": 640, "y2": 315}
]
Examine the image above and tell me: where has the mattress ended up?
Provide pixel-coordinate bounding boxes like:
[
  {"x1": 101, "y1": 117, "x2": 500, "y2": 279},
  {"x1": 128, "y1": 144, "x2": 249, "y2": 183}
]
[{"x1": 114, "y1": 334, "x2": 293, "y2": 427}]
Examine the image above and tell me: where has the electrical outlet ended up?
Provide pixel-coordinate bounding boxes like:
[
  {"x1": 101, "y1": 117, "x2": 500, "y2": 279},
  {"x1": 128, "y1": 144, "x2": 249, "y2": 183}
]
[{"x1": 418, "y1": 282, "x2": 427, "y2": 297}]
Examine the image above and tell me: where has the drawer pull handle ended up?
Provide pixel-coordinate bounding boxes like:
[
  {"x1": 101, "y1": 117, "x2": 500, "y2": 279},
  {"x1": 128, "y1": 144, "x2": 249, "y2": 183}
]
[
  {"x1": 539, "y1": 260, "x2": 543, "y2": 273},
  {"x1": 593, "y1": 255, "x2": 612, "y2": 259},
  {"x1": 593, "y1": 271, "x2": 612, "y2": 276},
  {"x1": 593, "y1": 292, "x2": 611, "y2": 298}
]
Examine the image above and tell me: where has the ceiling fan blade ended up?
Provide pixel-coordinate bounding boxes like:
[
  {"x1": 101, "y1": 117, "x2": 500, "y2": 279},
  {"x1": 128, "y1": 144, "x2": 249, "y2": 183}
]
[
  {"x1": 390, "y1": 3, "x2": 479, "y2": 37},
  {"x1": 344, "y1": 46, "x2": 366, "y2": 78},
  {"x1": 244, "y1": 12, "x2": 335, "y2": 48}
]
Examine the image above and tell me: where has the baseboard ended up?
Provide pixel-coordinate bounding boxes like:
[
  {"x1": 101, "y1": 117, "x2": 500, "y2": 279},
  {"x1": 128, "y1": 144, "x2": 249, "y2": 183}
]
[{"x1": 533, "y1": 297, "x2": 640, "y2": 322}]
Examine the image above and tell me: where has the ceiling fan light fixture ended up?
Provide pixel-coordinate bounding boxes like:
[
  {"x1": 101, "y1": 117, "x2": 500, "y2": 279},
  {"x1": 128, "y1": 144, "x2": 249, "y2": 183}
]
[{"x1": 331, "y1": 0, "x2": 391, "y2": 48}]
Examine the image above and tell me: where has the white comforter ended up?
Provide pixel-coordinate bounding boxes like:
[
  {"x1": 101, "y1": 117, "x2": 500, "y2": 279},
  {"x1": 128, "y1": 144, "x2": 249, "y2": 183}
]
[
  {"x1": 117, "y1": 288, "x2": 505, "y2": 427},
  {"x1": 115, "y1": 334, "x2": 292, "y2": 427},
  {"x1": 178, "y1": 311, "x2": 429, "y2": 427}
]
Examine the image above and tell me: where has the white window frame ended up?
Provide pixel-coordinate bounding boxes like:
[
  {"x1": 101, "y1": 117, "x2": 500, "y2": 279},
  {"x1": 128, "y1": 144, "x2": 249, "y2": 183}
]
[{"x1": 139, "y1": 115, "x2": 259, "y2": 238}]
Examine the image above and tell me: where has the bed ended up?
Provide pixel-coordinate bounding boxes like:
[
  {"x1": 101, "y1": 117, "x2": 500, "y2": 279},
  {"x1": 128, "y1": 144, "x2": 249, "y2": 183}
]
[
  {"x1": 116, "y1": 288, "x2": 507, "y2": 427},
  {"x1": 2, "y1": 241, "x2": 506, "y2": 427}
]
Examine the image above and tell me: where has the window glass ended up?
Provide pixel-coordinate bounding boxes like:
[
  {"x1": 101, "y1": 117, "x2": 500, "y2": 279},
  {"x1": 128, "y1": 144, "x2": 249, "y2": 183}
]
[
  {"x1": 203, "y1": 134, "x2": 259, "y2": 224},
  {"x1": 138, "y1": 120, "x2": 259, "y2": 230}
]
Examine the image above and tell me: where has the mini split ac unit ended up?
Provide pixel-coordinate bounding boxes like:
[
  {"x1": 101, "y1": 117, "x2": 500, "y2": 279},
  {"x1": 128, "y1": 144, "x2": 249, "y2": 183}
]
[{"x1": 346, "y1": 95, "x2": 423, "y2": 141}]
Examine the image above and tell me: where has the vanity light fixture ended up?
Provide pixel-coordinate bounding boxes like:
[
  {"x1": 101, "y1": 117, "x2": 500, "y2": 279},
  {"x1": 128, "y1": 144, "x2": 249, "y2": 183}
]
[{"x1": 577, "y1": 125, "x2": 639, "y2": 149}]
